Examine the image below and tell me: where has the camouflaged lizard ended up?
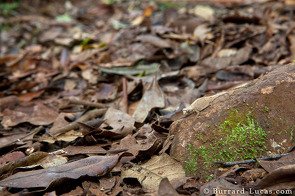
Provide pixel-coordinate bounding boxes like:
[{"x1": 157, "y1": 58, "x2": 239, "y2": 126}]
[{"x1": 183, "y1": 91, "x2": 228, "y2": 117}]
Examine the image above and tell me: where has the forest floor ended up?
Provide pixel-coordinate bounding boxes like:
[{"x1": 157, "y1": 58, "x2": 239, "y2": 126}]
[{"x1": 0, "y1": 0, "x2": 295, "y2": 195}]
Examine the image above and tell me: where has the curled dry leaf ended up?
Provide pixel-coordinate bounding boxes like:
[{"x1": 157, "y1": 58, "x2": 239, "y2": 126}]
[
  {"x1": 136, "y1": 34, "x2": 171, "y2": 49},
  {"x1": 202, "y1": 45, "x2": 252, "y2": 70},
  {"x1": 49, "y1": 108, "x2": 107, "y2": 136},
  {"x1": 132, "y1": 77, "x2": 165, "y2": 123},
  {"x1": 18, "y1": 90, "x2": 45, "y2": 102},
  {"x1": 255, "y1": 164, "x2": 295, "y2": 189},
  {"x1": 101, "y1": 108, "x2": 135, "y2": 138},
  {"x1": 121, "y1": 153, "x2": 185, "y2": 191},
  {"x1": 112, "y1": 130, "x2": 162, "y2": 160},
  {"x1": 0, "y1": 152, "x2": 48, "y2": 180}
]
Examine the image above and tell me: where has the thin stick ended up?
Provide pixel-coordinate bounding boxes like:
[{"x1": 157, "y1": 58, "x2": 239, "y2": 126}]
[
  {"x1": 50, "y1": 108, "x2": 107, "y2": 136},
  {"x1": 0, "y1": 23, "x2": 2, "y2": 55},
  {"x1": 122, "y1": 77, "x2": 128, "y2": 113},
  {"x1": 67, "y1": 99, "x2": 106, "y2": 109},
  {"x1": 214, "y1": 153, "x2": 289, "y2": 167},
  {"x1": 17, "y1": 126, "x2": 44, "y2": 142},
  {"x1": 51, "y1": 148, "x2": 128, "y2": 155},
  {"x1": 125, "y1": 161, "x2": 163, "y2": 178}
]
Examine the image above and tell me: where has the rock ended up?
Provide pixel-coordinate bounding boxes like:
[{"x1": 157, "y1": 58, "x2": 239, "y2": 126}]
[{"x1": 169, "y1": 63, "x2": 295, "y2": 178}]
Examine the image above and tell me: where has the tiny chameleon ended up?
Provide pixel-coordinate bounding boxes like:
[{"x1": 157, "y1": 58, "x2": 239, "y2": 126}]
[{"x1": 183, "y1": 91, "x2": 228, "y2": 117}]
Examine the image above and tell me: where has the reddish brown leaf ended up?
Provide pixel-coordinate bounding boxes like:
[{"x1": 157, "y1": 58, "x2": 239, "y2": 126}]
[
  {"x1": 18, "y1": 90, "x2": 45, "y2": 102},
  {"x1": 2, "y1": 103, "x2": 58, "y2": 128},
  {"x1": 0, "y1": 151, "x2": 26, "y2": 167},
  {"x1": 0, "y1": 96, "x2": 19, "y2": 112},
  {"x1": 0, "y1": 152, "x2": 48, "y2": 180}
]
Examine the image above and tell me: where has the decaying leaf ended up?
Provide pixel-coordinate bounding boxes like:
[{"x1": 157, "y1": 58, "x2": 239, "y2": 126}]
[
  {"x1": 121, "y1": 153, "x2": 185, "y2": 191},
  {"x1": 255, "y1": 164, "x2": 295, "y2": 189},
  {"x1": 0, "y1": 155, "x2": 122, "y2": 189},
  {"x1": 2, "y1": 103, "x2": 58, "y2": 128},
  {"x1": 1, "y1": 0, "x2": 295, "y2": 194},
  {"x1": 0, "y1": 152, "x2": 48, "y2": 180},
  {"x1": 257, "y1": 151, "x2": 295, "y2": 173},
  {"x1": 101, "y1": 107, "x2": 135, "y2": 138},
  {"x1": 136, "y1": 34, "x2": 171, "y2": 49},
  {"x1": 158, "y1": 178, "x2": 180, "y2": 196},
  {"x1": 0, "y1": 151, "x2": 26, "y2": 167},
  {"x1": 132, "y1": 77, "x2": 165, "y2": 123},
  {"x1": 111, "y1": 127, "x2": 162, "y2": 160}
]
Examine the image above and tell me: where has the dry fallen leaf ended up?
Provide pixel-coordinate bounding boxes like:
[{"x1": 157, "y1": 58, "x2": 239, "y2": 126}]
[
  {"x1": 132, "y1": 77, "x2": 165, "y2": 123},
  {"x1": 101, "y1": 107, "x2": 135, "y2": 138},
  {"x1": 158, "y1": 178, "x2": 180, "y2": 196},
  {"x1": 121, "y1": 153, "x2": 185, "y2": 191},
  {"x1": 2, "y1": 103, "x2": 58, "y2": 128},
  {"x1": 0, "y1": 155, "x2": 122, "y2": 189},
  {"x1": 0, "y1": 151, "x2": 26, "y2": 167}
]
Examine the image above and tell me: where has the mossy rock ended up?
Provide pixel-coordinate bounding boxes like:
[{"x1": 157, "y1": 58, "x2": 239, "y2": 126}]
[{"x1": 169, "y1": 63, "x2": 295, "y2": 181}]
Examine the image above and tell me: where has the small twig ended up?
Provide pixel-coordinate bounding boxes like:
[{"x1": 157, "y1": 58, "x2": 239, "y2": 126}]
[
  {"x1": 81, "y1": 183, "x2": 91, "y2": 196},
  {"x1": 50, "y1": 108, "x2": 107, "y2": 136},
  {"x1": 106, "y1": 148, "x2": 128, "y2": 154},
  {"x1": 85, "y1": 148, "x2": 128, "y2": 155},
  {"x1": 214, "y1": 153, "x2": 289, "y2": 167},
  {"x1": 17, "y1": 126, "x2": 44, "y2": 142},
  {"x1": 67, "y1": 99, "x2": 106, "y2": 109},
  {"x1": 61, "y1": 148, "x2": 128, "y2": 155},
  {"x1": 122, "y1": 77, "x2": 128, "y2": 114},
  {"x1": 125, "y1": 161, "x2": 163, "y2": 178},
  {"x1": 0, "y1": 23, "x2": 2, "y2": 55}
]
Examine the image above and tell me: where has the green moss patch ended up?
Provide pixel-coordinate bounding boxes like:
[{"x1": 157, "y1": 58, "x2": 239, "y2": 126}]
[{"x1": 185, "y1": 109, "x2": 269, "y2": 179}]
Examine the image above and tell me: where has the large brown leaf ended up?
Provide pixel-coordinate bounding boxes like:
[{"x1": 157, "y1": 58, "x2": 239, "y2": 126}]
[
  {"x1": 132, "y1": 77, "x2": 165, "y2": 123},
  {"x1": 2, "y1": 103, "x2": 58, "y2": 128},
  {"x1": 0, "y1": 155, "x2": 121, "y2": 188}
]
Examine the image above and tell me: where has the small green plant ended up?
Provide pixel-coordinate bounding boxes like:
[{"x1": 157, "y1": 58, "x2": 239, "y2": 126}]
[
  {"x1": 264, "y1": 106, "x2": 269, "y2": 112},
  {"x1": 104, "y1": 0, "x2": 121, "y2": 5},
  {"x1": 184, "y1": 144, "x2": 198, "y2": 175},
  {"x1": 0, "y1": 2, "x2": 19, "y2": 16},
  {"x1": 284, "y1": 129, "x2": 288, "y2": 134},
  {"x1": 56, "y1": 13, "x2": 72, "y2": 22},
  {"x1": 278, "y1": 131, "x2": 282, "y2": 135},
  {"x1": 0, "y1": 1, "x2": 19, "y2": 31},
  {"x1": 185, "y1": 109, "x2": 268, "y2": 179},
  {"x1": 80, "y1": 37, "x2": 91, "y2": 46},
  {"x1": 158, "y1": 2, "x2": 186, "y2": 10}
]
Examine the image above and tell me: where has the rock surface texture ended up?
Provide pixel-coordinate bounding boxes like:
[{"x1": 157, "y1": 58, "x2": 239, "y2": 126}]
[{"x1": 169, "y1": 63, "x2": 295, "y2": 173}]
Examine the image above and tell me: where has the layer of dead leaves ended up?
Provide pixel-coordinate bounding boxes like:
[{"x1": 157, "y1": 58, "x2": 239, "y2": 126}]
[{"x1": 1, "y1": 0, "x2": 295, "y2": 195}]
